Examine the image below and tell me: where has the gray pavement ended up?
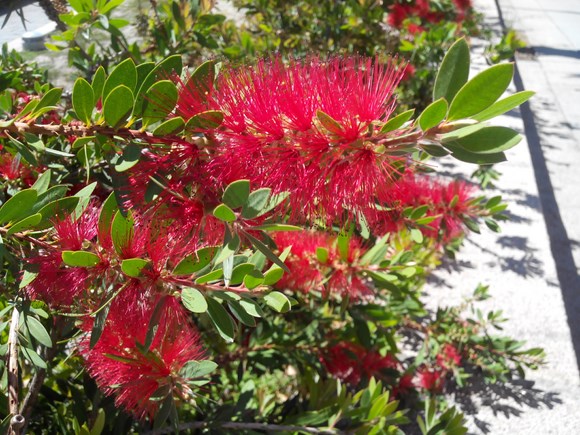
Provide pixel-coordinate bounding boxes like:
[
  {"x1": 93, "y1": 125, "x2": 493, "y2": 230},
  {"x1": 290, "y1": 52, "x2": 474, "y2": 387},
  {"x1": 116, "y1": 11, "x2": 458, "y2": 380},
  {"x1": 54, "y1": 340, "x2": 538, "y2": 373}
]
[
  {"x1": 0, "y1": 2, "x2": 51, "y2": 47},
  {"x1": 426, "y1": 0, "x2": 580, "y2": 432}
]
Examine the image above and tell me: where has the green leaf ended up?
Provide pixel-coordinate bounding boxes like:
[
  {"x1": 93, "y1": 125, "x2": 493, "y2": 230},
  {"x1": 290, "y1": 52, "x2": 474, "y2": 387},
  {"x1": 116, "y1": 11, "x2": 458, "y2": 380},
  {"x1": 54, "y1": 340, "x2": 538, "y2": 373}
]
[
  {"x1": 263, "y1": 267, "x2": 284, "y2": 286},
  {"x1": 238, "y1": 296, "x2": 264, "y2": 317},
  {"x1": 418, "y1": 98, "x2": 448, "y2": 131},
  {"x1": 243, "y1": 269, "x2": 264, "y2": 290},
  {"x1": 62, "y1": 250, "x2": 101, "y2": 267},
  {"x1": 115, "y1": 143, "x2": 141, "y2": 172},
  {"x1": 31, "y1": 185, "x2": 68, "y2": 213},
  {"x1": 121, "y1": 258, "x2": 149, "y2": 277},
  {"x1": 223, "y1": 179, "x2": 250, "y2": 209},
  {"x1": 433, "y1": 38, "x2": 470, "y2": 102},
  {"x1": 213, "y1": 203, "x2": 237, "y2": 222},
  {"x1": 134, "y1": 55, "x2": 183, "y2": 116},
  {"x1": 142, "y1": 80, "x2": 178, "y2": 128},
  {"x1": 152, "y1": 117, "x2": 184, "y2": 136},
  {"x1": 0, "y1": 189, "x2": 37, "y2": 225},
  {"x1": 243, "y1": 231, "x2": 289, "y2": 272},
  {"x1": 180, "y1": 360, "x2": 218, "y2": 379},
  {"x1": 103, "y1": 85, "x2": 134, "y2": 128},
  {"x1": 228, "y1": 300, "x2": 256, "y2": 326},
  {"x1": 181, "y1": 287, "x2": 208, "y2": 313},
  {"x1": 73, "y1": 182, "x2": 97, "y2": 218},
  {"x1": 445, "y1": 126, "x2": 521, "y2": 154},
  {"x1": 410, "y1": 228, "x2": 424, "y2": 244},
  {"x1": 230, "y1": 263, "x2": 255, "y2": 285},
  {"x1": 252, "y1": 224, "x2": 301, "y2": 232},
  {"x1": 103, "y1": 58, "x2": 137, "y2": 99},
  {"x1": 174, "y1": 246, "x2": 218, "y2": 275},
  {"x1": 36, "y1": 197, "x2": 80, "y2": 229},
  {"x1": 214, "y1": 230, "x2": 240, "y2": 265},
  {"x1": 21, "y1": 346, "x2": 46, "y2": 368},
  {"x1": 31, "y1": 87, "x2": 62, "y2": 118},
  {"x1": 194, "y1": 269, "x2": 223, "y2": 284},
  {"x1": 143, "y1": 297, "x2": 164, "y2": 351},
  {"x1": 471, "y1": 90, "x2": 535, "y2": 121},
  {"x1": 26, "y1": 315, "x2": 52, "y2": 347},
  {"x1": 380, "y1": 109, "x2": 415, "y2": 133},
  {"x1": 98, "y1": 193, "x2": 118, "y2": 245},
  {"x1": 185, "y1": 110, "x2": 223, "y2": 130},
  {"x1": 90, "y1": 303, "x2": 110, "y2": 349},
  {"x1": 445, "y1": 143, "x2": 507, "y2": 164},
  {"x1": 264, "y1": 291, "x2": 291, "y2": 313},
  {"x1": 316, "y1": 110, "x2": 343, "y2": 134},
  {"x1": 448, "y1": 63, "x2": 514, "y2": 121},
  {"x1": 183, "y1": 60, "x2": 215, "y2": 104},
  {"x1": 31, "y1": 169, "x2": 52, "y2": 194},
  {"x1": 206, "y1": 298, "x2": 235, "y2": 342},
  {"x1": 241, "y1": 188, "x2": 271, "y2": 219},
  {"x1": 440, "y1": 123, "x2": 487, "y2": 142},
  {"x1": 91, "y1": 66, "x2": 106, "y2": 106},
  {"x1": 72, "y1": 78, "x2": 94, "y2": 125},
  {"x1": 111, "y1": 210, "x2": 134, "y2": 255},
  {"x1": 316, "y1": 247, "x2": 329, "y2": 263},
  {"x1": 7, "y1": 134, "x2": 37, "y2": 166},
  {"x1": 6, "y1": 213, "x2": 42, "y2": 235},
  {"x1": 90, "y1": 409, "x2": 105, "y2": 435}
]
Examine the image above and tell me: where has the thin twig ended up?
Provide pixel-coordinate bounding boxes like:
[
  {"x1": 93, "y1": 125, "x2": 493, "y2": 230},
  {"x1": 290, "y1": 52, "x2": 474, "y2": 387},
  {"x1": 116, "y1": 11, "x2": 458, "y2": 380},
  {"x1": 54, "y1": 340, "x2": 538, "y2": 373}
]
[{"x1": 7, "y1": 307, "x2": 24, "y2": 435}]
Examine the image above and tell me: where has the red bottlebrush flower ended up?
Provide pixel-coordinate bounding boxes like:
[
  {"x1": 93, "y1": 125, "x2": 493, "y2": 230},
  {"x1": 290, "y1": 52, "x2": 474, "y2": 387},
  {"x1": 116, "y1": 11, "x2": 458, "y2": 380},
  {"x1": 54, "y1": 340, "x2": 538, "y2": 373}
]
[
  {"x1": 415, "y1": 366, "x2": 445, "y2": 393},
  {"x1": 436, "y1": 344, "x2": 462, "y2": 370},
  {"x1": 81, "y1": 297, "x2": 206, "y2": 420},
  {"x1": 321, "y1": 342, "x2": 398, "y2": 385},
  {"x1": 25, "y1": 204, "x2": 101, "y2": 307},
  {"x1": 401, "y1": 64, "x2": 416, "y2": 82},
  {"x1": 371, "y1": 173, "x2": 479, "y2": 243},
  {"x1": 406, "y1": 23, "x2": 425, "y2": 35},
  {"x1": 393, "y1": 373, "x2": 415, "y2": 398},
  {"x1": 272, "y1": 231, "x2": 373, "y2": 300},
  {"x1": 185, "y1": 55, "x2": 407, "y2": 223},
  {"x1": 388, "y1": 4, "x2": 412, "y2": 28},
  {"x1": 0, "y1": 152, "x2": 35, "y2": 185}
]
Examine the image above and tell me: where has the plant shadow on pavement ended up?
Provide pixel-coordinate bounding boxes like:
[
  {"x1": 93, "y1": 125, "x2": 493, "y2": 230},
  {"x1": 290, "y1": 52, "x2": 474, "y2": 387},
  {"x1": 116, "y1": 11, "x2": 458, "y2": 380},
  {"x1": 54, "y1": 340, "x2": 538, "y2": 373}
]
[{"x1": 451, "y1": 375, "x2": 563, "y2": 434}]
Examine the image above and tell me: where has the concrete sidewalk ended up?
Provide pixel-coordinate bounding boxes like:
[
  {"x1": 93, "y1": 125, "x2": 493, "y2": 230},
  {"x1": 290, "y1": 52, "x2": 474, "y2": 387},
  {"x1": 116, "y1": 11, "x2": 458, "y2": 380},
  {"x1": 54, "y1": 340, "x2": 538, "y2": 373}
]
[{"x1": 425, "y1": 0, "x2": 580, "y2": 432}]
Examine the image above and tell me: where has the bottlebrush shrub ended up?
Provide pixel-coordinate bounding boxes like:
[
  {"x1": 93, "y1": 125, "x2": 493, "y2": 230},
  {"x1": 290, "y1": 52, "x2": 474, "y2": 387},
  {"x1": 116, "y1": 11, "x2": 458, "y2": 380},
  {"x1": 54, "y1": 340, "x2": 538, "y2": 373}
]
[{"x1": 0, "y1": 39, "x2": 543, "y2": 434}]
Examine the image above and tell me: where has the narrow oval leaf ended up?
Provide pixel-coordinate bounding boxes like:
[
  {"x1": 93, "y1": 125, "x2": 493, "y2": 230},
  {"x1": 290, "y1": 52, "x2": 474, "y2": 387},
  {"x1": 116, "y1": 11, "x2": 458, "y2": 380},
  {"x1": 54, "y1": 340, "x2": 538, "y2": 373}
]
[
  {"x1": 174, "y1": 246, "x2": 218, "y2": 275},
  {"x1": 36, "y1": 197, "x2": 80, "y2": 229},
  {"x1": 228, "y1": 300, "x2": 256, "y2": 327},
  {"x1": 213, "y1": 203, "x2": 237, "y2": 222},
  {"x1": 418, "y1": 98, "x2": 448, "y2": 131},
  {"x1": 185, "y1": 110, "x2": 224, "y2": 130},
  {"x1": 134, "y1": 55, "x2": 183, "y2": 116},
  {"x1": 445, "y1": 143, "x2": 507, "y2": 164},
  {"x1": 181, "y1": 287, "x2": 208, "y2": 313},
  {"x1": 446, "y1": 126, "x2": 522, "y2": 154},
  {"x1": 433, "y1": 38, "x2": 470, "y2": 102},
  {"x1": 26, "y1": 316, "x2": 52, "y2": 347},
  {"x1": 241, "y1": 188, "x2": 272, "y2": 219},
  {"x1": 142, "y1": 80, "x2": 178, "y2": 127},
  {"x1": 206, "y1": 298, "x2": 235, "y2": 342},
  {"x1": 152, "y1": 117, "x2": 185, "y2": 136},
  {"x1": 91, "y1": 65, "x2": 106, "y2": 105},
  {"x1": 471, "y1": 90, "x2": 535, "y2": 122},
  {"x1": 0, "y1": 189, "x2": 37, "y2": 225},
  {"x1": 103, "y1": 58, "x2": 137, "y2": 99},
  {"x1": 380, "y1": 109, "x2": 415, "y2": 133},
  {"x1": 111, "y1": 210, "x2": 134, "y2": 255},
  {"x1": 6, "y1": 213, "x2": 42, "y2": 235},
  {"x1": 31, "y1": 169, "x2": 51, "y2": 194},
  {"x1": 98, "y1": 193, "x2": 118, "y2": 245},
  {"x1": 243, "y1": 269, "x2": 264, "y2": 290},
  {"x1": 194, "y1": 269, "x2": 223, "y2": 284},
  {"x1": 223, "y1": 179, "x2": 250, "y2": 209},
  {"x1": 121, "y1": 258, "x2": 150, "y2": 277},
  {"x1": 62, "y1": 250, "x2": 101, "y2": 267},
  {"x1": 72, "y1": 77, "x2": 94, "y2": 124},
  {"x1": 264, "y1": 291, "x2": 291, "y2": 313},
  {"x1": 448, "y1": 63, "x2": 514, "y2": 121},
  {"x1": 230, "y1": 263, "x2": 255, "y2": 286},
  {"x1": 316, "y1": 110, "x2": 343, "y2": 134},
  {"x1": 103, "y1": 85, "x2": 134, "y2": 128},
  {"x1": 115, "y1": 144, "x2": 142, "y2": 172},
  {"x1": 21, "y1": 346, "x2": 47, "y2": 368},
  {"x1": 180, "y1": 360, "x2": 218, "y2": 379}
]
